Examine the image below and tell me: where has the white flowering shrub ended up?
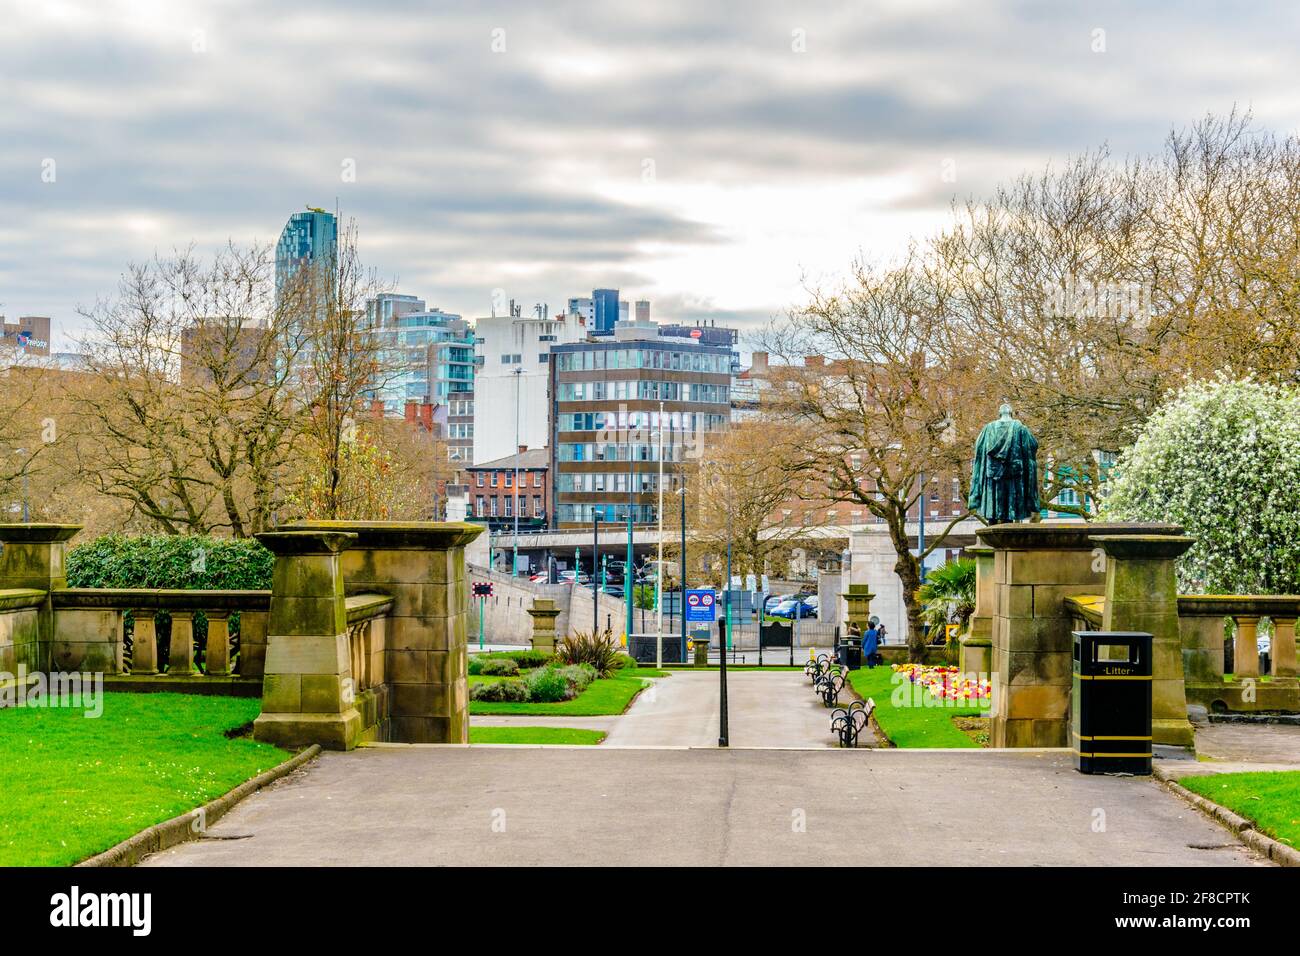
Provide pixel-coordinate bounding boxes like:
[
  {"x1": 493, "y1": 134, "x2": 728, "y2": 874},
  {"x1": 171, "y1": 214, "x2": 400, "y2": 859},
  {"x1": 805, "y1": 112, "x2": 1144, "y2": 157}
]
[{"x1": 1101, "y1": 375, "x2": 1300, "y2": 594}]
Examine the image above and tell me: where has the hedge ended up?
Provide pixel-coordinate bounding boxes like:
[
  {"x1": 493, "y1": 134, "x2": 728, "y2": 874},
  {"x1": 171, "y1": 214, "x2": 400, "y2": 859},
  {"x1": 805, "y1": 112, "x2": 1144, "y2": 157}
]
[{"x1": 66, "y1": 534, "x2": 274, "y2": 591}]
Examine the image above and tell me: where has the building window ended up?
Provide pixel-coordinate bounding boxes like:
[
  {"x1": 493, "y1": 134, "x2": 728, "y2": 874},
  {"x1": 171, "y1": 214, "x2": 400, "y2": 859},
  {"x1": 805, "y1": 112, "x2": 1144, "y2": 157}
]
[
  {"x1": 504, "y1": 496, "x2": 513, "y2": 517},
  {"x1": 490, "y1": 472, "x2": 498, "y2": 487},
  {"x1": 504, "y1": 471, "x2": 512, "y2": 488},
  {"x1": 475, "y1": 495, "x2": 485, "y2": 516},
  {"x1": 490, "y1": 497, "x2": 498, "y2": 517},
  {"x1": 533, "y1": 495, "x2": 543, "y2": 517},
  {"x1": 533, "y1": 472, "x2": 542, "y2": 487},
  {"x1": 538, "y1": 353, "x2": 549, "y2": 363},
  {"x1": 476, "y1": 472, "x2": 485, "y2": 487}
]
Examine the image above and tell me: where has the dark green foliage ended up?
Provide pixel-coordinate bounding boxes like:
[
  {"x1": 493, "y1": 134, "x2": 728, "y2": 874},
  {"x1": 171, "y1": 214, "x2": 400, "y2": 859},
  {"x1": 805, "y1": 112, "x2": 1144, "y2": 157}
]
[
  {"x1": 555, "y1": 628, "x2": 621, "y2": 677},
  {"x1": 469, "y1": 679, "x2": 530, "y2": 703},
  {"x1": 478, "y1": 657, "x2": 520, "y2": 677},
  {"x1": 66, "y1": 534, "x2": 274, "y2": 590}
]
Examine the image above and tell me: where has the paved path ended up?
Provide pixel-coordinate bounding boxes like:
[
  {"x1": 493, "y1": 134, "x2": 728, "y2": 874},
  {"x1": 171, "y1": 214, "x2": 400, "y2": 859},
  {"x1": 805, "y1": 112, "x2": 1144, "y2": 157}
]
[
  {"x1": 602, "y1": 671, "x2": 851, "y2": 748},
  {"x1": 144, "y1": 747, "x2": 1266, "y2": 866},
  {"x1": 1160, "y1": 721, "x2": 1300, "y2": 778}
]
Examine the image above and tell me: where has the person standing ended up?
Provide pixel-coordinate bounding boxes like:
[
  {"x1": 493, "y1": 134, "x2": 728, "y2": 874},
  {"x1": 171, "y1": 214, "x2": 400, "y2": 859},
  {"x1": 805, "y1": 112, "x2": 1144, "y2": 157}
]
[{"x1": 861, "y1": 621, "x2": 881, "y2": 669}]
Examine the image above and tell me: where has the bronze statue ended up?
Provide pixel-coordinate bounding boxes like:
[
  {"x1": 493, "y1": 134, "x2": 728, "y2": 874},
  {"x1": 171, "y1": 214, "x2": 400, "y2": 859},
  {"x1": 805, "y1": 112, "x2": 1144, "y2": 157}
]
[{"x1": 968, "y1": 404, "x2": 1040, "y2": 523}]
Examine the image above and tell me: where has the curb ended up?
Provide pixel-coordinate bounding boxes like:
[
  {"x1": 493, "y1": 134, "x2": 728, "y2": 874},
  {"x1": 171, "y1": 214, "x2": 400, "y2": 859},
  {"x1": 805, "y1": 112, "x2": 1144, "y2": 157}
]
[
  {"x1": 76, "y1": 745, "x2": 322, "y2": 867},
  {"x1": 1152, "y1": 765, "x2": 1298, "y2": 867}
]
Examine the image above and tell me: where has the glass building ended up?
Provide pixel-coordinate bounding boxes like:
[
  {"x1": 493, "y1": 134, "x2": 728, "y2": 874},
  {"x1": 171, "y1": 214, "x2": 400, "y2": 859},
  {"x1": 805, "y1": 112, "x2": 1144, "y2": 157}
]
[
  {"x1": 549, "y1": 329, "x2": 735, "y2": 527},
  {"x1": 275, "y1": 209, "x2": 337, "y2": 299},
  {"x1": 592, "y1": 288, "x2": 620, "y2": 333}
]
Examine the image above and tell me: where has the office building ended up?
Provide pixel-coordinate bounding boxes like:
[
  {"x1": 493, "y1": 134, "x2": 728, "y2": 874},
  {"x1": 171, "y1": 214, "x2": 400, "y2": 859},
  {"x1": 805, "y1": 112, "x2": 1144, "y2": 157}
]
[
  {"x1": 275, "y1": 208, "x2": 337, "y2": 300},
  {"x1": 471, "y1": 310, "x2": 585, "y2": 464},
  {"x1": 549, "y1": 318, "x2": 735, "y2": 527}
]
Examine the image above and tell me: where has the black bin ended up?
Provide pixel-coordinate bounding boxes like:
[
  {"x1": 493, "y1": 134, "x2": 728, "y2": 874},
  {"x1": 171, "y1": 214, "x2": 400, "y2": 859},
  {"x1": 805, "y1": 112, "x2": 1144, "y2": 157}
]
[
  {"x1": 1072, "y1": 631, "x2": 1153, "y2": 775},
  {"x1": 837, "y1": 641, "x2": 862, "y2": 670}
]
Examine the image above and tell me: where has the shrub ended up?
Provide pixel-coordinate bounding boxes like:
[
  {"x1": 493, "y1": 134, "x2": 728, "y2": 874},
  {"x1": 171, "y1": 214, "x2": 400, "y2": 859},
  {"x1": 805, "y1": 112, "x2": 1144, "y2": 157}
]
[
  {"x1": 484, "y1": 649, "x2": 553, "y2": 669},
  {"x1": 556, "y1": 628, "x2": 622, "y2": 677},
  {"x1": 557, "y1": 663, "x2": 597, "y2": 694},
  {"x1": 614, "y1": 653, "x2": 640, "y2": 670},
  {"x1": 525, "y1": 666, "x2": 573, "y2": 703},
  {"x1": 479, "y1": 658, "x2": 520, "y2": 677},
  {"x1": 66, "y1": 534, "x2": 274, "y2": 590},
  {"x1": 470, "y1": 679, "x2": 530, "y2": 702},
  {"x1": 467, "y1": 656, "x2": 484, "y2": 675}
]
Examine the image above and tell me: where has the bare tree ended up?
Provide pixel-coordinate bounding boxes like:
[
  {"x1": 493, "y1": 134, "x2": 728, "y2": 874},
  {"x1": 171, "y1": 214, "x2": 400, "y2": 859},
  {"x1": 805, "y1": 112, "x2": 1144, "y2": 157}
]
[{"x1": 761, "y1": 257, "x2": 977, "y2": 660}]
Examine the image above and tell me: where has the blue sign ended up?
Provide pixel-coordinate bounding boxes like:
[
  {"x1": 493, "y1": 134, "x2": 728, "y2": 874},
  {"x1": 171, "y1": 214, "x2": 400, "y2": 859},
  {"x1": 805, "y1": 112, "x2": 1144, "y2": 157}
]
[{"x1": 684, "y1": 588, "x2": 717, "y2": 623}]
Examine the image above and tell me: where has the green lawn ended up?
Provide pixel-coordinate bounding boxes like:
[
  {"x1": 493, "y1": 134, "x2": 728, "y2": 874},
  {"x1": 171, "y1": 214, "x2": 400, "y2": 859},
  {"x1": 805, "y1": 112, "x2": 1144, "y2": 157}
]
[
  {"x1": 846, "y1": 665, "x2": 989, "y2": 748},
  {"x1": 470, "y1": 669, "x2": 664, "y2": 715},
  {"x1": 468, "y1": 726, "x2": 605, "y2": 745},
  {"x1": 0, "y1": 692, "x2": 286, "y2": 866},
  {"x1": 1178, "y1": 770, "x2": 1300, "y2": 849}
]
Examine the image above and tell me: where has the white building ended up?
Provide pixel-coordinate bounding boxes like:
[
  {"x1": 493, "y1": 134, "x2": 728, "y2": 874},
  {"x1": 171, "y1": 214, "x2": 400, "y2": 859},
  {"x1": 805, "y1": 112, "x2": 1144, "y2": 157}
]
[{"x1": 471, "y1": 312, "x2": 586, "y2": 464}]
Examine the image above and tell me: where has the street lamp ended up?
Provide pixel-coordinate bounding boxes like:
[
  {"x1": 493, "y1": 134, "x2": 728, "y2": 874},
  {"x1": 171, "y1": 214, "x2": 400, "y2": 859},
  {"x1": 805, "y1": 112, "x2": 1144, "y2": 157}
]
[{"x1": 511, "y1": 367, "x2": 523, "y2": 577}]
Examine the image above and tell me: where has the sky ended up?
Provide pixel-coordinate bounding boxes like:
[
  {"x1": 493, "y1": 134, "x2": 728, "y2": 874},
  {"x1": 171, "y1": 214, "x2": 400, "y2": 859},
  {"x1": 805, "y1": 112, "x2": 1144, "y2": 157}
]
[{"x1": 3, "y1": 0, "x2": 1300, "y2": 351}]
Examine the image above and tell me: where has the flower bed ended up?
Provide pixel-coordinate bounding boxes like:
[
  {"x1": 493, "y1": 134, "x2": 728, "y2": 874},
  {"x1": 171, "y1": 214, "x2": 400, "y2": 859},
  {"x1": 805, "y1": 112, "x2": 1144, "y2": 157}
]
[{"x1": 892, "y1": 664, "x2": 991, "y2": 703}]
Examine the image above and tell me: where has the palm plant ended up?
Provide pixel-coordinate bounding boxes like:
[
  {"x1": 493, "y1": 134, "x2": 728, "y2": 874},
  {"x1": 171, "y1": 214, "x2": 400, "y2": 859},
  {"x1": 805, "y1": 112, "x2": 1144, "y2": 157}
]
[{"x1": 918, "y1": 558, "x2": 977, "y2": 638}]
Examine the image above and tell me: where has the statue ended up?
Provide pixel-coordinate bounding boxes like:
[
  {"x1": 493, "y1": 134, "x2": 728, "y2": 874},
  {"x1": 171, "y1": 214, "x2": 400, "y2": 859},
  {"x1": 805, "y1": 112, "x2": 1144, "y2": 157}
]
[{"x1": 968, "y1": 404, "x2": 1040, "y2": 524}]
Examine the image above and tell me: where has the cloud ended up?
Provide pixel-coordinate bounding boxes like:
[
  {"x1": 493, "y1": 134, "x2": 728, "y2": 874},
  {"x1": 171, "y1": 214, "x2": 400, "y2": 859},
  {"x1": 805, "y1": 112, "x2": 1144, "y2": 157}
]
[{"x1": 2, "y1": 0, "x2": 1300, "y2": 346}]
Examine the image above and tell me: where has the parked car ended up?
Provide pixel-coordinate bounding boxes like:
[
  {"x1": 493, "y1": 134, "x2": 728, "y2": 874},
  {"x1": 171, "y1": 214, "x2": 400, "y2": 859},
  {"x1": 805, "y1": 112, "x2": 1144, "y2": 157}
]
[
  {"x1": 601, "y1": 585, "x2": 625, "y2": 599},
  {"x1": 769, "y1": 595, "x2": 817, "y2": 619},
  {"x1": 559, "y1": 570, "x2": 591, "y2": 586}
]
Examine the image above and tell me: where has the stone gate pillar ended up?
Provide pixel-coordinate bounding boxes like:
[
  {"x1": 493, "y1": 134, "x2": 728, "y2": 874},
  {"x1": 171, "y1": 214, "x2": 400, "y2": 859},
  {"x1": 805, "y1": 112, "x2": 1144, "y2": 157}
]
[
  {"x1": 281, "y1": 521, "x2": 483, "y2": 744},
  {"x1": 0, "y1": 523, "x2": 80, "y2": 673},
  {"x1": 254, "y1": 530, "x2": 362, "y2": 751},
  {"x1": 978, "y1": 521, "x2": 1182, "y2": 748},
  {"x1": 1091, "y1": 533, "x2": 1196, "y2": 748},
  {"x1": 841, "y1": 583, "x2": 874, "y2": 636}
]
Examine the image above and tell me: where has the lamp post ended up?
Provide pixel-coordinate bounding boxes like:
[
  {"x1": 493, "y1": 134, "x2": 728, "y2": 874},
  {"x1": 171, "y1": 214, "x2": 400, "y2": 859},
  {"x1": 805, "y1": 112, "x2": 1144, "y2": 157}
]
[
  {"x1": 511, "y1": 367, "x2": 523, "y2": 577},
  {"x1": 625, "y1": 435, "x2": 634, "y2": 644},
  {"x1": 655, "y1": 401, "x2": 665, "y2": 668},
  {"x1": 679, "y1": 481, "x2": 687, "y2": 663},
  {"x1": 592, "y1": 512, "x2": 600, "y2": 635}
]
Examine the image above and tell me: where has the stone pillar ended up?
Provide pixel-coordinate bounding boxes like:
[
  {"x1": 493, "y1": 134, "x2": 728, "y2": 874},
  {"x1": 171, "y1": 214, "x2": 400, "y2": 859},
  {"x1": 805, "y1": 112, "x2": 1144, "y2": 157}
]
[
  {"x1": 841, "y1": 583, "x2": 874, "y2": 636},
  {"x1": 237, "y1": 610, "x2": 269, "y2": 678},
  {"x1": 131, "y1": 612, "x2": 158, "y2": 675},
  {"x1": 167, "y1": 611, "x2": 196, "y2": 676},
  {"x1": 281, "y1": 521, "x2": 484, "y2": 745},
  {"x1": 1092, "y1": 533, "x2": 1196, "y2": 749},
  {"x1": 527, "y1": 598, "x2": 560, "y2": 654},
  {"x1": 253, "y1": 530, "x2": 362, "y2": 751},
  {"x1": 206, "y1": 612, "x2": 230, "y2": 676},
  {"x1": 959, "y1": 545, "x2": 994, "y2": 678},
  {"x1": 1273, "y1": 616, "x2": 1297, "y2": 680},
  {"x1": 1178, "y1": 612, "x2": 1226, "y2": 684},
  {"x1": 978, "y1": 521, "x2": 1182, "y2": 749},
  {"x1": 1233, "y1": 616, "x2": 1260, "y2": 679},
  {"x1": 0, "y1": 523, "x2": 80, "y2": 672}
]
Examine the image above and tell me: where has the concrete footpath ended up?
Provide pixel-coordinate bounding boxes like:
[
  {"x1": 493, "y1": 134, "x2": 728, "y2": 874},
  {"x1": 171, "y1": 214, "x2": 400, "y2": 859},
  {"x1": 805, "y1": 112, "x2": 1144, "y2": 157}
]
[
  {"x1": 143, "y1": 747, "x2": 1267, "y2": 867},
  {"x1": 603, "y1": 670, "x2": 848, "y2": 748}
]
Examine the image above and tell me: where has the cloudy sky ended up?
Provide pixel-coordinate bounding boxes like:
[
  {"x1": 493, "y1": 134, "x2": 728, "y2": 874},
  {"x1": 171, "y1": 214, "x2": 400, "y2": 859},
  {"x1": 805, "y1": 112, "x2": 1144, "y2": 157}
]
[{"x1": 3, "y1": 0, "x2": 1299, "y2": 350}]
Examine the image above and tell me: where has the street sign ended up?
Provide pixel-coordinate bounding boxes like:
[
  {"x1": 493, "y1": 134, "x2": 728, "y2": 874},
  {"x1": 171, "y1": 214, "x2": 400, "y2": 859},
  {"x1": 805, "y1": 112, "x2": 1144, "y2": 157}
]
[
  {"x1": 472, "y1": 582, "x2": 494, "y2": 598},
  {"x1": 685, "y1": 588, "x2": 716, "y2": 623}
]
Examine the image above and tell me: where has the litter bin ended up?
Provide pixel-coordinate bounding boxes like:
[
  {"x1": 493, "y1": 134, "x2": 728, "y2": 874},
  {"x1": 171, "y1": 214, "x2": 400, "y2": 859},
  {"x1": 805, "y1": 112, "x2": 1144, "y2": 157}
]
[
  {"x1": 1072, "y1": 630, "x2": 1153, "y2": 775},
  {"x1": 837, "y1": 640, "x2": 862, "y2": 670}
]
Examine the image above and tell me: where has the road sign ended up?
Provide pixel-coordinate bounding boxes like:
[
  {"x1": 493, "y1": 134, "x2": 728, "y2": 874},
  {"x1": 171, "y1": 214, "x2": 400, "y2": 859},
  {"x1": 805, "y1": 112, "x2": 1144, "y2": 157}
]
[
  {"x1": 685, "y1": 588, "x2": 716, "y2": 623},
  {"x1": 472, "y1": 582, "x2": 494, "y2": 598}
]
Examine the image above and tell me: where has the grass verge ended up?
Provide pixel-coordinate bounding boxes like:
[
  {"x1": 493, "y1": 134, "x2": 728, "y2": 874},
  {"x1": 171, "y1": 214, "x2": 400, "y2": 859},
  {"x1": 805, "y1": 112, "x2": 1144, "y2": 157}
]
[
  {"x1": 470, "y1": 669, "x2": 663, "y2": 715},
  {"x1": 468, "y1": 726, "x2": 605, "y2": 745},
  {"x1": 846, "y1": 665, "x2": 989, "y2": 748},
  {"x1": 0, "y1": 692, "x2": 285, "y2": 866},
  {"x1": 1177, "y1": 770, "x2": 1300, "y2": 849}
]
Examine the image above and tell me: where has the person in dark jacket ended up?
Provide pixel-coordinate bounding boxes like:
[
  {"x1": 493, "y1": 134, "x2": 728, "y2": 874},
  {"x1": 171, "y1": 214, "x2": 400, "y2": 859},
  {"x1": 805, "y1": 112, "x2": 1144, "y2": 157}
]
[{"x1": 861, "y1": 622, "x2": 881, "y2": 668}]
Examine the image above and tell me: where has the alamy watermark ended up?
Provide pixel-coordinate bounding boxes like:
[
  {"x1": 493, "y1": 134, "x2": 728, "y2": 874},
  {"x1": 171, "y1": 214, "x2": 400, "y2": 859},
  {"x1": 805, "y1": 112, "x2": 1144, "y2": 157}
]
[{"x1": 0, "y1": 666, "x2": 104, "y2": 717}]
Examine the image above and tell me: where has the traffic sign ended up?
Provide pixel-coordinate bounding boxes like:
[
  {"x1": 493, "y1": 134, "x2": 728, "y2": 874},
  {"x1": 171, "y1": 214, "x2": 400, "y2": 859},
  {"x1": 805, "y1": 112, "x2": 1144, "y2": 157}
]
[
  {"x1": 472, "y1": 582, "x2": 494, "y2": 598},
  {"x1": 685, "y1": 588, "x2": 716, "y2": 623}
]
